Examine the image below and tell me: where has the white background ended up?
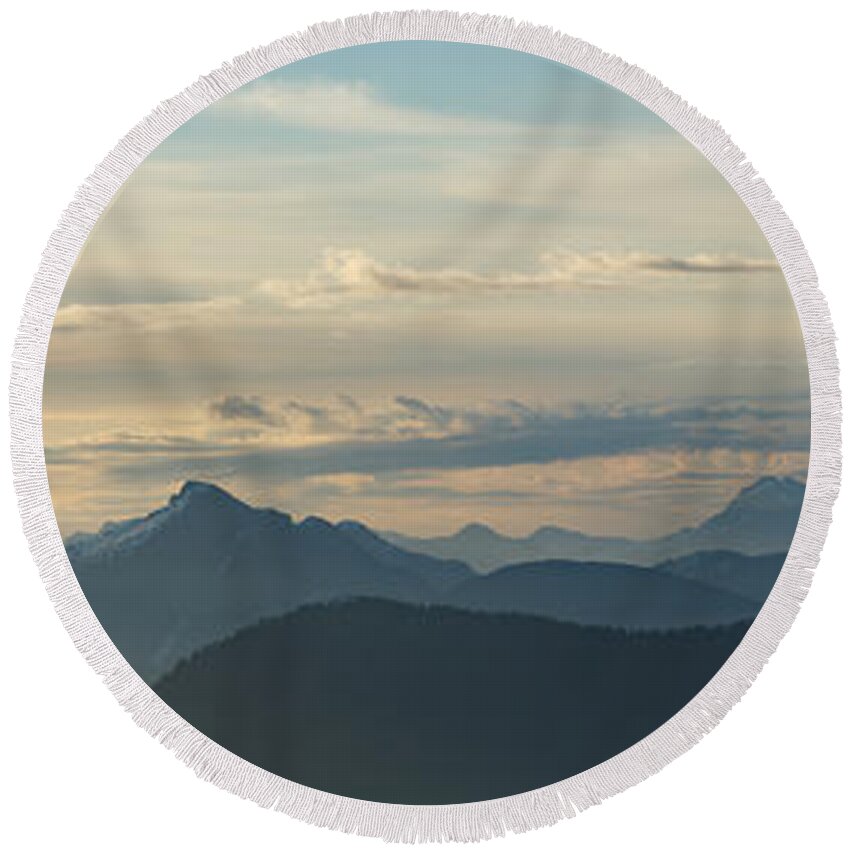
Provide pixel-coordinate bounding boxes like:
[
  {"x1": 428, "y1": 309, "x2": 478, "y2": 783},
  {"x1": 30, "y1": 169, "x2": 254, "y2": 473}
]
[{"x1": 1, "y1": 2, "x2": 847, "y2": 847}]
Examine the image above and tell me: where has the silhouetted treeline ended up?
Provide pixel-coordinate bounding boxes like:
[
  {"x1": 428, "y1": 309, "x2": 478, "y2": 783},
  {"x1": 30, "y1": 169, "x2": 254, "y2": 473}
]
[{"x1": 155, "y1": 598, "x2": 752, "y2": 804}]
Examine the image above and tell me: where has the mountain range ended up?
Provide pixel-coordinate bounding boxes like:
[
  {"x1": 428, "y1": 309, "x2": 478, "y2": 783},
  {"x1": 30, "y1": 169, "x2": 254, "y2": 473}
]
[
  {"x1": 384, "y1": 476, "x2": 805, "y2": 570},
  {"x1": 65, "y1": 477, "x2": 799, "y2": 682},
  {"x1": 67, "y1": 481, "x2": 469, "y2": 682}
]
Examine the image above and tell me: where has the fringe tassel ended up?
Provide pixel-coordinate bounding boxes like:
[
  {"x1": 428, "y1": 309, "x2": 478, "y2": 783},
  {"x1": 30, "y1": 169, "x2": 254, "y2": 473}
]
[{"x1": 8, "y1": 10, "x2": 841, "y2": 843}]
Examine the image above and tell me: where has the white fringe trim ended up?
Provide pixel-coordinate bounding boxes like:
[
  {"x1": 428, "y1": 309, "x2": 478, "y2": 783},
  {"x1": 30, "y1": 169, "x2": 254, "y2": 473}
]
[{"x1": 8, "y1": 9, "x2": 841, "y2": 843}]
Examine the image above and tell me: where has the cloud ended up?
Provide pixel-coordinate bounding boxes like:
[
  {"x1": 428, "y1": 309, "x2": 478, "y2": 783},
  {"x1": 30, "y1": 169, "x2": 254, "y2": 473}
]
[
  {"x1": 381, "y1": 447, "x2": 810, "y2": 507},
  {"x1": 539, "y1": 250, "x2": 779, "y2": 278},
  {"x1": 90, "y1": 398, "x2": 808, "y2": 488},
  {"x1": 50, "y1": 396, "x2": 809, "y2": 469},
  {"x1": 45, "y1": 432, "x2": 221, "y2": 464},
  {"x1": 209, "y1": 395, "x2": 277, "y2": 425},
  {"x1": 275, "y1": 396, "x2": 555, "y2": 443},
  {"x1": 254, "y1": 247, "x2": 781, "y2": 309},
  {"x1": 278, "y1": 396, "x2": 461, "y2": 440},
  {"x1": 279, "y1": 400, "x2": 351, "y2": 436},
  {"x1": 56, "y1": 274, "x2": 211, "y2": 307},
  {"x1": 51, "y1": 296, "x2": 239, "y2": 335},
  {"x1": 294, "y1": 472, "x2": 377, "y2": 499},
  {"x1": 225, "y1": 78, "x2": 532, "y2": 138},
  {"x1": 46, "y1": 396, "x2": 810, "y2": 537},
  {"x1": 393, "y1": 396, "x2": 457, "y2": 431}
]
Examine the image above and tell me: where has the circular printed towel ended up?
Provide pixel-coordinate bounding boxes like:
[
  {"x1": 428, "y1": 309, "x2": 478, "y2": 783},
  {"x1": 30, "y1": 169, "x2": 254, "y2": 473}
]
[{"x1": 12, "y1": 11, "x2": 839, "y2": 843}]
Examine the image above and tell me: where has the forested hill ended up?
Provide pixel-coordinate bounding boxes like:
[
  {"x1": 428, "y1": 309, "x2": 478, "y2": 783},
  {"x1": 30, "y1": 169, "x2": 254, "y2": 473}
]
[{"x1": 155, "y1": 598, "x2": 752, "y2": 804}]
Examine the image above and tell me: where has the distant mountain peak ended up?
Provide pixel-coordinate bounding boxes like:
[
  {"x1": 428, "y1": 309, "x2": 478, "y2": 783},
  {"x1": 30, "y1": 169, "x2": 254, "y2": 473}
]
[
  {"x1": 179, "y1": 479, "x2": 222, "y2": 496},
  {"x1": 724, "y1": 476, "x2": 806, "y2": 511},
  {"x1": 170, "y1": 483, "x2": 302, "y2": 539},
  {"x1": 171, "y1": 480, "x2": 243, "y2": 507},
  {"x1": 743, "y1": 475, "x2": 804, "y2": 492},
  {"x1": 299, "y1": 515, "x2": 335, "y2": 532},
  {"x1": 382, "y1": 474, "x2": 805, "y2": 571},
  {"x1": 738, "y1": 475, "x2": 805, "y2": 496},
  {"x1": 337, "y1": 519, "x2": 369, "y2": 533},
  {"x1": 457, "y1": 522, "x2": 499, "y2": 538}
]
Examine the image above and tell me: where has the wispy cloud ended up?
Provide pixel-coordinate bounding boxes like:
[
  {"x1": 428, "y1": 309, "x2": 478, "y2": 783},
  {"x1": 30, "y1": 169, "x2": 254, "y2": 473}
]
[
  {"x1": 54, "y1": 245, "x2": 779, "y2": 333},
  {"x1": 45, "y1": 395, "x2": 810, "y2": 537},
  {"x1": 225, "y1": 78, "x2": 537, "y2": 138},
  {"x1": 541, "y1": 251, "x2": 779, "y2": 277},
  {"x1": 252, "y1": 247, "x2": 780, "y2": 309},
  {"x1": 61, "y1": 397, "x2": 805, "y2": 479},
  {"x1": 209, "y1": 395, "x2": 278, "y2": 425},
  {"x1": 52, "y1": 297, "x2": 239, "y2": 334},
  {"x1": 46, "y1": 432, "x2": 220, "y2": 464}
]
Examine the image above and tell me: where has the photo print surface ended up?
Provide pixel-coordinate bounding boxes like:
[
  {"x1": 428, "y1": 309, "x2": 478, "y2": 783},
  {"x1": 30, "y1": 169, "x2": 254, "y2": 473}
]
[{"x1": 44, "y1": 41, "x2": 810, "y2": 804}]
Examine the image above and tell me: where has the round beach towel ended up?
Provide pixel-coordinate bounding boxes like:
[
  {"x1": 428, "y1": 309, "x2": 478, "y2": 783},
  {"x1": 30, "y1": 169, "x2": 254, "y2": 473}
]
[{"x1": 10, "y1": 11, "x2": 840, "y2": 842}]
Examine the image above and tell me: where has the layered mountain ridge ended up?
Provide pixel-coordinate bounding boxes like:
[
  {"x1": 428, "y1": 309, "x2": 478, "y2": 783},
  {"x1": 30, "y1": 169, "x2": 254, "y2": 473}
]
[
  {"x1": 65, "y1": 477, "x2": 799, "y2": 682},
  {"x1": 384, "y1": 476, "x2": 805, "y2": 570}
]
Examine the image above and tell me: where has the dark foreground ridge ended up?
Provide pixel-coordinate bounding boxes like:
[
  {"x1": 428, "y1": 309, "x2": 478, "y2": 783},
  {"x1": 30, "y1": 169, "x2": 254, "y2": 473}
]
[{"x1": 155, "y1": 597, "x2": 753, "y2": 804}]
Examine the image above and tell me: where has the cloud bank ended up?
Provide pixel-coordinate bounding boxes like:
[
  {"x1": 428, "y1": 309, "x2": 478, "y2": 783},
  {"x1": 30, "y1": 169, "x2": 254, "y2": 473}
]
[
  {"x1": 252, "y1": 247, "x2": 781, "y2": 309},
  {"x1": 45, "y1": 395, "x2": 810, "y2": 538}
]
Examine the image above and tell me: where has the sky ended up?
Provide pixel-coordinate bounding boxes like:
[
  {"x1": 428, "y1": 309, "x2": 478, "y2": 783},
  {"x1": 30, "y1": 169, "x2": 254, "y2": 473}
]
[{"x1": 44, "y1": 42, "x2": 810, "y2": 538}]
